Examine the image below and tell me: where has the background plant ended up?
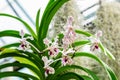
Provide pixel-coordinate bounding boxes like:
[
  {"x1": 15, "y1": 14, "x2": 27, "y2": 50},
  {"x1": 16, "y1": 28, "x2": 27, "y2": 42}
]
[
  {"x1": 90, "y1": 1, "x2": 120, "y2": 80},
  {"x1": 0, "y1": 0, "x2": 118, "y2": 80},
  {"x1": 49, "y1": 0, "x2": 83, "y2": 38}
]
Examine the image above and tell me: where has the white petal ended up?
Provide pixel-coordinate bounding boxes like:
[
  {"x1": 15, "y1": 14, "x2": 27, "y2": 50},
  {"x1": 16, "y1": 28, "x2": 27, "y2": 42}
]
[
  {"x1": 43, "y1": 38, "x2": 51, "y2": 46},
  {"x1": 66, "y1": 48, "x2": 75, "y2": 54},
  {"x1": 45, "y1": 72, "x2": 48, "y2": 77},
  {"x1": 48, "y1": 66, "x2": 55, "y2": 74},
  {"x1": 20, "y1": 29, "x2": 25, "y2": 38},
  {"x1": 95, "y1": 30, "x2": 102, "y2": 38},
  {"x1": 42, "y1": 56, "x2": 48, "y2": 62},
  {"x1": 61, "y1": 56, "x2": 73, "y2": 66}
]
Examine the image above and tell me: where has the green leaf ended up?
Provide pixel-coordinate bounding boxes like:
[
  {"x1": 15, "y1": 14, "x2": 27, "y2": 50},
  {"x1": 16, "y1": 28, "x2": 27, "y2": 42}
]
[
  {"x1": 48, "y1": 65, "x2": 99, "y2": 80},
  {"x1": 38, "y1": 0, "x2": 60, "y2": 38},
  {"x1": 55, "y1": 72, "x2": 84, "y2": 80},
  {"x1": 0, "y1": 13, "x2": 37, "y2": 39},
  {"x1": 0, "y1": 72, "x2": 39, "y2": 80},
  {"x1": 0, "y1": 30, "x2": 41, "y2": 50},
  {"x1": 74, "y1": 52, "x2": 118, "y2": 80},
  {"x1": 1, "y1": 43, "x2": 20, "y2": 48},
  {"x1": 0, "y1": 49, "x2": 43, "y2": 70},
  {"x1": 105, "y1": 48, "x2": 115, "y2": 60},
  {"x1": 38, "y1": 0, "x2": 69, "y2": 50},
  {"x1": 36, "y1": 9, "x2": 40, "y2": 35},
  {"x1": 81, "y1": 75, "x2": 93, "y2": 80},
  {"x1": 42, "y1": 0, "x2": 69, "y2": 38},
  {"x1": 0, "y1": 48, "x2": 19, "y2": 54},
  {"x1": 72, "y1": 40, "x2": 90, "y2": 47},
  {"x1": 98, "y1": 42, "x2": 106, "y2": 55},
  {"x1": 18, "y1": 50, "x2": 43, "y2": 66},
  {"x1": 0, "y1": 30, "x2": 21, "y2": 38},
  {"x1": 99, "y1": 42, "x2": 115, "y2": 60},
  {"x1": 0, "y1": 30, "x2": 30, "y2": 38},
  {"x1": 0, "y1": 49, "x2": 45, "y2": 80},
  {"x1": 75, "y1": 30, "x2": 92, "y2": 37},
  {"x1": 58, "y1": 33, "x2": 64, "y2": 39},
  {"x1": 0, "y1": 63, "x2": 41, "y2": 79},
  {"x1": 15, "y1": 57, "x2": 39, "y2": 69},
  {"x1": 105, "y1": 64, "x2": 117, "y2": 80}
]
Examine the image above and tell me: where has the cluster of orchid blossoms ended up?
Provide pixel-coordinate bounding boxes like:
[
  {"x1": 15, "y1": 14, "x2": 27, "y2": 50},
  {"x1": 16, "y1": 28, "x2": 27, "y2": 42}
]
[
  {"x1": 42, "y1": 16, "x2": 76, "y2": 77},
  {"x1": 18, "y1": 16, "x2": 102, "y2": 77}
]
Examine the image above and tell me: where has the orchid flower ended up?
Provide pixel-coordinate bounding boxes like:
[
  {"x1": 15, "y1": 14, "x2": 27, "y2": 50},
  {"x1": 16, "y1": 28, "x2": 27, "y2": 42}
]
[
  {"x1": 43, "y1": 37, "x2": 60, "y2": 58},
  {"x1": 44, "y1": 66, "x2": 55, "y2": 77},
  {"x1": 48, "y1": 47, "x2": 59, "y2": 58},
  {"x1": 61, "y1": 48, "x2": 75, "y2": 66},
  {"x1": 61, "y1": 56, "x2": 73, "y2": 66},
  {"x1": 43, "y1": 38, "x2": 51, "y2": 46},
  {"x1": 19, "y1": 38, "x2": 30, "y2": 51},
  {"x1": 42, "y1": 56, "x2": 55, "y2": 77},
  {"x1": 62, "y1": 16, "x2": 76, "y2": 49},
  {"x1": 19, "y1": 30, "x2": 30, "y2": 51},
  {"x1": 89, "y1": 30, "x2": 102, "y2": 53},
  {"x1": 62, "y1": 48, "x2": 75, "y2": 56}
]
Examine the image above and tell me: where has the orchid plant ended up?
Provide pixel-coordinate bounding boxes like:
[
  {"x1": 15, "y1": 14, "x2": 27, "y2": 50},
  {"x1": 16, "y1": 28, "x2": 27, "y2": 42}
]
[{"x1": 0, "y1": 0, "x2": 118, "y2": 80}]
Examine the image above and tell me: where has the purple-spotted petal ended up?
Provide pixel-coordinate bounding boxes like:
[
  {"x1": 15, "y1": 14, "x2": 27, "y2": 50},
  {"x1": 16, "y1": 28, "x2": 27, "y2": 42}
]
[
  {"x1": 18, "y1": 38, "x2": 30, "y2": 51},
  {"x1": 48, "y1": 47, "x2": 59, "y2": 58},
  {"x1": 44, "y1": 66, "x2": 55, "y2": 77},
  {"x1": 90, "y1": 42, "x2": 100, "y2": 53},
  {"x1": 61, "y1": 56, "x2": 73, "y2": 66}
]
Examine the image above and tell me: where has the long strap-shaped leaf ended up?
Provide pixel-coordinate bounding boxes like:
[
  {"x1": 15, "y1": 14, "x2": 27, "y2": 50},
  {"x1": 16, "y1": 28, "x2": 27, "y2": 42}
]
[
  {"x1": 56, "y1": 72, "x2": 93, "y2": 80},
  {"x1": 99, "y1": 42, "x2": 115, "y2": 60},
  {"x1": 1, "y1": 43, "x2": 20, "y2": 48},
  {"x1": 0, "y1": 30, "x2": 41, "y2": 50},
  {"x1": 42, "y1": 0, "x2": 69, "y2": 40},
  {"x1": 74, "y1": 52, "x2": 118, "y2": 80},
  {"x1": 0, "y1": 49, "x2": 43, "y2": 79},
  {"x1": 48, "y1": 65, "x2": 99, "y2": 80},
  {"x1": 0, "y1": 13, "x2": 37, "y2": 39},
  {"x1": 0, "y1": 30, "x2": 21, "y2": 38},
  {"x1": 56, "y1": 73, "x2": 93, "y2": 80},
  {"x1": 75, "y1": 30, "x2": 92, "y2": 37},
  {"x1": 0, "y1": 52, "x2": 45, "y2": 80},
  {"x1": 36, "y1": 9, "x2": 41, "y2": 35},
  {"x1": 0, "y1": 63, "x2": 41, "y2": 79},
  {"x1": 0, "y1": 49, "x2": 43, "y2": 70},
  {"x1": 18, "y1": 50, "x2": 43, "y2": 66},
  {"x1": 0, "y1": 71, "x2": 38, "y2": 80},
  {"x1": 38, "y1": 0, "x2": 61, "y2": 39},
  {"x1": 38, "y1": 0, "x2": 69, "y2": 50},
  {"x1": 81, "y1": 75, "x2": 93, "y2": 80},
  {"x1": 72, "y1": 40, "x2": 90, "y2": 47},
  {"x1": 55, "y1": 72, "x2": 84, "y2": 80}
]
